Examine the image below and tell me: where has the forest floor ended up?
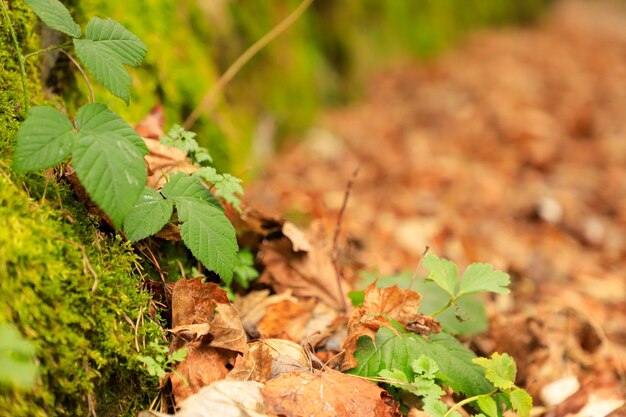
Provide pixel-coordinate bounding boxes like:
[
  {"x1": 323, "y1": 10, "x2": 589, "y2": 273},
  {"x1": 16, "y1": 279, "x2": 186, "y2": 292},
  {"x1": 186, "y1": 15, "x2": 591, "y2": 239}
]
[{"x1": 244, "y1": 0, "x2": 626, "y2": 414}]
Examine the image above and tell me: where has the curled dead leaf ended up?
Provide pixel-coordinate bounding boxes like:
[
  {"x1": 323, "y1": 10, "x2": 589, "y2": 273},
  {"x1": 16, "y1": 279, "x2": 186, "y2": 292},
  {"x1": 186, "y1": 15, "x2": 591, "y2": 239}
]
[{"x1": 227, "y1": 339, "x2": 309, "y2": 382}]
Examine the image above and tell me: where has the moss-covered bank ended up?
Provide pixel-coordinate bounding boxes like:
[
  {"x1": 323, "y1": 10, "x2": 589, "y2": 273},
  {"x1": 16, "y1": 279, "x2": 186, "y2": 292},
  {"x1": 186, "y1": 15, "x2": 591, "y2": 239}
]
[{"x1": 0, "y1": 2, "x2": 163, "y2": 416}]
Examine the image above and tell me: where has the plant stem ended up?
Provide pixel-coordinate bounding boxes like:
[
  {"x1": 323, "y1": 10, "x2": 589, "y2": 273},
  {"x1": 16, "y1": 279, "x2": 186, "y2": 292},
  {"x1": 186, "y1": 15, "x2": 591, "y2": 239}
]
[
  {"x1": 443, "y1": 392, "x2": 495, "y2": 417},
  {"x1": 23, "y1": 42, "x2": 72, "y2": 61},
  {"x1": 0, "y1": 0, "x2": 29, "y2": 111},
  {"x1": 430, "y1": 298, "x2": 455, "y2": 318},
  {"x1": 60, "y1": 50, "x2": 95, "y2": 103},
  {"x1": 183, "y1": 0, "x2": 315, "y2": 129}
]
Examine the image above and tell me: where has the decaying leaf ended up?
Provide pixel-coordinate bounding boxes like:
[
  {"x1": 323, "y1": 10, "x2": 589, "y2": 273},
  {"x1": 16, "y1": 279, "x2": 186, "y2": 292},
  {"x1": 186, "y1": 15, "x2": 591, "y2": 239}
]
[
  {"x1": 261, "y1": 369, "x2": 400, "y2": 417},
  {"x1": 234, "y1": 290, "x2": 298, "y2": 338},
  {"x1": 168, "y1": 279, "x2": 247, "y2": 403},
  {"x1": 258, "y1": 220, "x2": 349, "y2": 310},
  {"x1": 256, "y1": 299, "x2": 316, "y2": 342},
  {"x1": 139, "y1": 380, "x2": 269, "y2": 417},
  {"x1": 341, "y1": 283, "x2": 428, "y2": 371},
  {"x1": 227, "y1": 339, "x2": 309, "y2": 382}
]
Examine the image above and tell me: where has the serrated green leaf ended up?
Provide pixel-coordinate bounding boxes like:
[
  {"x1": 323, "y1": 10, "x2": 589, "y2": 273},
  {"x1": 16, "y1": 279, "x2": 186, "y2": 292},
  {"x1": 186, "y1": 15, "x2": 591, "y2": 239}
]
[
  {"x1": 0, "y1": 324, "x2": 37, "y2": 389},
  {"x1": 174, "y1": 197, "x2": 238, "y2": 282},
  {"x1": 412, "y1": 355, "x2": 439, "y2": 378},
  {"x1": 457, "y1": 263, "x2": 511, "y2": 297},
  {"x1": 25, "y1": 0, "x2": 81, "y2": 37},
  {"x1": 476, "y1": 396, "x2": 498, "y2": 417},
  {"x1": 136, "y1": 355, "x2": 166, "y2": 378},
  {"x1": 195, "y1": 168, "x2": 244, "y2": 211},
  {"x1": 161, "y1": 172, "x2": 221, "y2": 209},
  {"x1": 123, "y1": 187, "x2": 173, "y2": 241},
  {"x1": 84, "y1": 17, "x2": 146, "y2": 66},
  {"x1": 72, "y1": 132, "x2": 146, "y2": 228},
  {"x1": 472, "y1": 353, "x2": 516, "y2": 390},
  {"x1": 423, "y1": 254, "x2": 458, "y2": 297},
  {"x1": 348, "y1": 327, "x2": 493, "y2": 397},
  {"x1": 73, "y1": 38, "x2": 131, "y2": 103},
  {"x1": 424, "y1": 397, "x2": 460, "y2": 417},
  {"x1": 12, "y1": 105, "x2": 76, "y2": 171},
  {"x1": 75, "y1": 103, "x2": 148, "y2": 155},
  {"x1": 379, "y1": 368, "x2": 408, "y2": 382},
  {"x1": 510, "y1": 389, "x2": 532, "y2": 417},
  {"x1": 168, "y1": 347, "x2": 188, "y2": 364},
  {"x1": 233, "y1": 250, "x2": 259, "y2": 289}
]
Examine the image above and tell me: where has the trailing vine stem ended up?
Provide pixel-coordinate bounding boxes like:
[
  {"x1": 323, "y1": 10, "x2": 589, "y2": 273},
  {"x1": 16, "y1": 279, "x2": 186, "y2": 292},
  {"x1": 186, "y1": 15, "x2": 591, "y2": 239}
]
[
  {"x1": 23, "y1": 41, "x2": 72, "y2": 61},
  {"x1": 60, "y1": 50, "x2": 95, "y2": 103},
  {"x1": 0, "y1": 0, "x2": 29, "y2": 112},
  {"x1": 443, "y1": 391, "x2": 496, "y2": 417}
]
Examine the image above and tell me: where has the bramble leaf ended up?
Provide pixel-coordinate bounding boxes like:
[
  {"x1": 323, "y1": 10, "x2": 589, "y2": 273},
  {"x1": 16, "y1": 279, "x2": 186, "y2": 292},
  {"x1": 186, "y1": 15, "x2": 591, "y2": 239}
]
[
  {"x1": 412, "y1": 355, "x2": 439, "y2": 378},
  {"x1": 174, "y1": 196, "x2": 238, "y2": 282},
  {"x1": 161, "y1": 172, "x2": 221, "y2": 209},
  {"x1": 74, "y1": 18, "x2": 146, "y2": 103},
  {"x1": 423, "y1": 254, "x2": 458, "y2": 297},
  {"x1": 0, "y1": 324, "x2": 37, "y2": 389},
  {"x1": 476, "y1": 396, "x2": 498, "y2": 417},
  {"x1": 348, "y1": 327, "x2": 493, "y2": 397},
  {"x1": 160, "y1": 124, "x2": 212, "y2": 165},
  {"x1": 12, "y1": 106, "x2": 76, "y2": 171},
  {"x1": 75, "y1": 103, "x2": 148, "y2": 155},
  {"x1": 123, "y1": 187, "x2": 173, "y2": 241},
  {"x1": 423, "y1": 397, "x2": 461, "y2": 417},
  {"x1": 457, "y1": 263, "x2": 511, "y2": 297},
  {"x1": 25, "y1": 0, "x2": 81, "y2": 38},
  {"x1": 472, "y1": 352, "x2": 516, "y2": 390},
  {"x1": 168, "y1": 347, "x2": 188, "y2": 364},
  {"x1": 510, "y1": 388, "x2": 532, "y2": 417},
  {"x1": 72, "y1": 132, "x2": 146, "y2": 228}
]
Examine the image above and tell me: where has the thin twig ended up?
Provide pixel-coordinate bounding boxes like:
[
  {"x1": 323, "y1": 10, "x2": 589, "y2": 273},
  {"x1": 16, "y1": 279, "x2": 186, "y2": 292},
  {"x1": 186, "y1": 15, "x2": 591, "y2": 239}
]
[
  {"x1": 400, "y1": 246, "x2": 430, "y2": 308},
  {"x1": 183, "y1": 0, "x2": 315, "y2": 129},
  {"x1": 60, "y1": 50, "x2": 95, "y2": 103},
  {"x1": 23, "y1": 42, "x2": 71, "y2": 61},
  {"x1": 134, "y1": 306, "x2": 143, "y2": 353},
  {"x1": 331, "y1": 167, "x2": 359, "y2": 313}
]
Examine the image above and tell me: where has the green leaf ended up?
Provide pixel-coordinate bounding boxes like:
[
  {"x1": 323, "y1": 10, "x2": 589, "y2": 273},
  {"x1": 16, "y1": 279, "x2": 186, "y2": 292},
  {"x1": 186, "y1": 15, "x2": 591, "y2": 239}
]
[
  {"x1": 84, "y1": 17, "x2": 146, "y2": 66},
  {"x1": 72, "y1": 132, "x2": 147, "y2": 228},
  {"x1": 348, "y1": 327, "x2": 493, "y2": 397},
  {"x1": 161, "y1": 172, "x2": 221, "y2": 208},
  {"x1": 0, "y1": 324, "x2": 37, "y2": 389},
  {"x1": 472, "y1": 353, "x2": 516, "y2": 390},
  {"x1": 168, "y1": 347, "x2": 188, "y2": 364},
  {"x1": 412, "y1": 355, "x2": 439, "y2": 378},
  {"x1": 379, "y1": 368, "x2": 408, "y2": 382},
  {"x1": 423, "y1": 398, "x2": 460, "y2": 417},
  {"x1": 195, "y1": 167, "x2": 244, "y2": 211},
  {"x1": 476, "y1": 396, "x2": 498, "y2": 417},
  {"x1": 75, "y1": 103, "x2": 148, "y2": 155},
  {"x1": 12, "y1": 105, "x2": 76, "y2": 171},
  {"x1": 137, "y1": 355, "x2": 166, "y2": 378},
  {"x1": 174, "y1": 196, "x2": 238, "y2": 282},
  {"x1": 510, "y1": 389, "x2": 532, "y2": 417},
  {"x1": 73, "y1": 39, "x2": 131, "y2": 103},
  {"x1": 233, "y1": 250, "x2": 259, "y2": 289},
  {"x1": 423, "y1": 254, "x2": 458, "y2": 297},
  {"x1": 123, "y1": 187, "x2": 173, "y2": 241},
  {"x1": 74, "y1": 18, "x2": 146, "y2": 102},
  {"x1": 161, "y1": 124, "x2": 212, "y2": 165},
  {"x1": 457, "y1": 263, "x2": 511, "y2": 297},
  {"x1": 25, "y1": 0, "x2": 81, "y2": 37}
]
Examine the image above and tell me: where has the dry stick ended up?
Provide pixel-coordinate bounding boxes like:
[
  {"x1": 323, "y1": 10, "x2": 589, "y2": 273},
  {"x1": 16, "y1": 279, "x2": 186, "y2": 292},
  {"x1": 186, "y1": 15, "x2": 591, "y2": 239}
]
[
  {"x1": 183, "y1": 0, "x2": 315, "y2": 130},
  {"x1": 60, "y1": 50, "x2": 95, "y2": 103},
  {"x1": 400, "y1": 246, "x2": 430, "y2": 308},
  {"x1": 331, "y1": 167, "x2": 359, "y2": 313}
]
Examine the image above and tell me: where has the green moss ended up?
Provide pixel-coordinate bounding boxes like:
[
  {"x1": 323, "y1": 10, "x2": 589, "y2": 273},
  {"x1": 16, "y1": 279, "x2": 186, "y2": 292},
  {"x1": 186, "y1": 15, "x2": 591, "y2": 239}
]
[{"x1": 0, "y1": 3, "x2": 164, "y2": 416}]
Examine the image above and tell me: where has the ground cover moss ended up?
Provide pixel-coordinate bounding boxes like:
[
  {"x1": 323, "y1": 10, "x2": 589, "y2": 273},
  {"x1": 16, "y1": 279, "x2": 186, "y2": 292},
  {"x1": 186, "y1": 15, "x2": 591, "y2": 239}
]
[{"x1": 1, "y1": 2, "x2": 164, "y2": 416}]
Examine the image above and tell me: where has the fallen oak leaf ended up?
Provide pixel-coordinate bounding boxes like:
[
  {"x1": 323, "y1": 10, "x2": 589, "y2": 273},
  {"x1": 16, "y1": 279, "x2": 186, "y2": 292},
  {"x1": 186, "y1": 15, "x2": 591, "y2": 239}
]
[{"x1": 261, "y1": 369, "x2": 400, "y2": 417}]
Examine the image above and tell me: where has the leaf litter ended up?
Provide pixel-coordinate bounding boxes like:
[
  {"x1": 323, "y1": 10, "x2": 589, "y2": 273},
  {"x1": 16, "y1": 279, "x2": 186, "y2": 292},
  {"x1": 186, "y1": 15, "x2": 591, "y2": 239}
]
[{"x1": 131, "y1": 1, "x2": 626, "y2": 416}]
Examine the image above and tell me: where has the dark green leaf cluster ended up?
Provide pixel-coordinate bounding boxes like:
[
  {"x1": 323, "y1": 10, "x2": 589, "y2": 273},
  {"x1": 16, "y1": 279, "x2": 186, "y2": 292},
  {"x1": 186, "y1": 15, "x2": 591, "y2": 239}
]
[
  {"x1": 123, "y1": 173, "x2": 239, "y2": 282},
  {"x1": 26, "y1": 0, "x2": 146, "y2": 103},
  {"x1": 12, "y1": 104, "x2": 148, "y2": 228}
]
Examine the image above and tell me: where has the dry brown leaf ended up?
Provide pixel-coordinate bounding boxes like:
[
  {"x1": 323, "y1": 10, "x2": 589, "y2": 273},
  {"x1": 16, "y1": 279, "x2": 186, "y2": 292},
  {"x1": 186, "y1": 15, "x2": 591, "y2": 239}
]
[
  {"x1": 139, "y1": 380, "x2": 270, "y2": 417},
  {"x1": 227, "y1": 339, "x2": 309, "y2": 382},
  {"x1": 340, "y1": 283, "x2": 425, "y2": 371},
  {"x1": 257, "y1": 299, "x2": 315, "y2": 342},
  {"x1": 261, "y1": 369, "x2": 400, "y2": 417},
  {"x1": 171, "y1": 278, "x2": 229, "y2": 327},
  {"x1": 234, "y1": 290, "x2": 298, "y2": 338},
  {"x1": 169, "y1": 344, "x2": 238, "y2": 404},
  {"x1": 282, "y1": 221, "x2": 311, "y2": 252},
  {"x1": 258, "y1": 220, "x2": 349, "y2": 310}
]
